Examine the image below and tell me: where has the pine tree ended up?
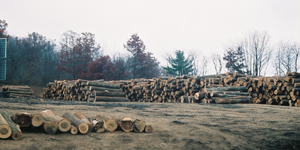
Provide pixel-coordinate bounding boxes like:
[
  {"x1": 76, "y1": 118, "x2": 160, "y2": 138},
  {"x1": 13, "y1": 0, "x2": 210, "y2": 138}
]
[{"x1": 163, "y1": 50, "x2": 193, "y2": 76}]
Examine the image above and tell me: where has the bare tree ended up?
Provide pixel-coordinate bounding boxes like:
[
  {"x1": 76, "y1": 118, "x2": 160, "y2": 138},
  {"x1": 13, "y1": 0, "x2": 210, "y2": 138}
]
[
  {"x1": 188, "y1": 50, "x2": 201, "y2": 76},
  {"x1": 291, "y1": 43, "x2": 300, "y2": 72},
  {"x1": 198, "y1": 55, "x2": 208, "y2": 76},
  {"x1": 211, "y1": 53, "x2": 223, "y2": 74}
]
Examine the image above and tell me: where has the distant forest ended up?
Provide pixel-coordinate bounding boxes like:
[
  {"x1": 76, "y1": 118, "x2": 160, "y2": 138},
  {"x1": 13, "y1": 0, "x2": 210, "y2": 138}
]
[{"x1": 0, "y1": 19, "x2": 299, "y2": 86}]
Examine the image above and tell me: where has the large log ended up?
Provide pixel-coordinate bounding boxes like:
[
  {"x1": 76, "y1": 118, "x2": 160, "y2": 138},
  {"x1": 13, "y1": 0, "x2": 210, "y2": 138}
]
[
  {"x1": 204, "y1": 86, "x2": 248, "y2": 92},
  {"x1": 41, "y1": 110, "x2": 71, "y2": 132},
  {"x1": 133, "y1": 119, "x2": 146, "y2": 133},
  {"x1": 43, "y1": 121, "x2": 58, "y2": 134},
  {"x1": 118, "y1": 117, "x2": 133, "y2": 132},
  {"x1": 31, "y1": 114, "x2": 44, "y2": 127},
  {"x1": 212, "y1": 96, "x2": 251, "y2": 104},
  {"x1": 194, "y1": 92, "x2": 206, "y2": 100},
  {"x1": 11, "y1": 112, "x2": 31, "y2": 127},
  {"x1": 89, "y1": 86, "x2": 122, "y2": 92},
  {"x1": 89, "y1": 119, "x2": 106, "y2": 133},
  {"x1": 0, "y1": 113, "x2": 13, "y2": 139},
  {"x1": 74, "y1": 112, "x2": 93, "y2": 133},
  {"x1": 94, "y1": 91, "x2": 126, "y2": 97},
  {"x1": 94, "y1": 96, "x2": 130, "y2": 102},
  {"x1": 95, "y1": 115, "x2": 117, "y2": 132},
  {"x1": 87, "y1": 82, "x2": 120, "y2": 89},
  {"x1": 62, "y1": 112, "x2": 89, "y2": 134}
]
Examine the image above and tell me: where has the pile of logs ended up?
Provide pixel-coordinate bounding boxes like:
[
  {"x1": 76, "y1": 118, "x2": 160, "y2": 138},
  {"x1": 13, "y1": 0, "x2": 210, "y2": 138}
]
[
  {"x1": 41, "y1": 79, "x2": 129, "y2": 102},
  {"x1": 2, "y1": 85, "x2": 33, "y2": 98},
  {"x1": 0, "y1": 110, "x2": 153, "y2": 140},
  {"x1": 0, "y1": 91, "x2": 10, "y2": 98}
]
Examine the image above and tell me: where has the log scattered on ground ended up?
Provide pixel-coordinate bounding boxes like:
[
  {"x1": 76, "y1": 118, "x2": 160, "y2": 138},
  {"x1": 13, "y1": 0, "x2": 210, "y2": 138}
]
[
  {"x1": 62, "y1": 112, "x2": 89, "y2": 134},
  {"x1": 41, "y1": 110, "x2": 71, "y2": 132},
  {"x1": 0, "y1": 113, "x2": 13, "y2": 139}
]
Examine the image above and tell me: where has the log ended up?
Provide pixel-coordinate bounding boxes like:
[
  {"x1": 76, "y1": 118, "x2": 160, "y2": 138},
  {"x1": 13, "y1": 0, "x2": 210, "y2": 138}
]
[
  {"x1": 87, "y1": 82, "x2": 120, "y2": 89},
  {"x1": 133, "y1": 119, "x2": 146, "y2": 133},
  {"x1": 11, "y1": 112, "x2": 31, "y2": 127},
  {"x1": 70, "y1": 125, "x2": 78, "y2": 135},
  {"x1": 204, "y1": 86, "x2": 247, "y2": 92},
  {"x1": 0, "y1": 112, "x2": 22, "y2": 140},
  {"x1": 0, "y1": 113, "x2": 13, "y2": 139},
  {"x1": 89, "y1": 119, "x2": 106, "y2": 133},
  {"x1": 89, "y1": 86, "x2": 122, "y2": 92},
  {"x1": 210, "y1": 91, "x2": 249, "y2": 97},
  {"x1": 94, "y1": 96, "x2": 130, "y2": 102},
  {"x1": 62, "y1": 112, "x2": 89, "y2": 134},
  {"x1": 212, "y1": 96, "x2": 251, "y2": 104},
  {"x1": 31, "y1": 114, "x2": 44, "y2": 127},
  {"x1": 95, "y1": 115, "x2": 117, "y2": 132},
  {"x1": 41, "y1": 110, "x2": 71, "y2": 132},
  {"x1": 118, "y1": 117, "x2": 133, "y2": 132},
  {"x1": 74, "y1": 112, "x2": 93, "y2": 133},
  {"x1": 43, "y1": 121, "x2": 58, "y2": 134},
  {"x1": 144, "y1": 125, "x2": 153, "y2": 133},
  {"x1": 94, "y1": 91, "x2": 126, "y2": 97},
  {"x1": 194, "y1": 92, "x2": 206, "y2": 100}
]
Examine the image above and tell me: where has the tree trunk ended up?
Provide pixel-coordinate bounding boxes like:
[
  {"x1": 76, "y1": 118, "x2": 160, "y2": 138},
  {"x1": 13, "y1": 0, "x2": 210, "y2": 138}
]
[
  {"x1": 41, "y1": 110, "x2": 71, "y2": 132},
  {"x1": 31, "y1": 114, "x2": 44, "y2": 127},
  {"x1": 62, "y1": 112, "x2": 89, "y2": 134},
  {"x1": 133, "y1": 119, "x2": 146, "y2": 133},
  {"x1": 94, "y1": 96, "x2": 130, "y2": 102},
  {"x1": 89, "y1": 119, "x2": 106, "y2": 133},
  {"x1": 0, "y1": 112, "x2": 13, "y2": 139},
  {"x1": 89, "y1": 86, "x2": 122, "y2": 92},
  {"x1": 95, "y1": 115, "x2": 117, "y2": 132},
  {"x1": 74, "y1": 112, "x2": 93, "y2": 133}
]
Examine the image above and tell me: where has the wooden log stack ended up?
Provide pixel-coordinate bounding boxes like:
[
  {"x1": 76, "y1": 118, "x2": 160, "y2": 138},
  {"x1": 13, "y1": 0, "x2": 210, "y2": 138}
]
[
  {"x1": 41, "y1": 79, "x2": 129, "y2": 102},
  {"x1": 2, "y1": 85, "x2": 33, "y2": 98}
]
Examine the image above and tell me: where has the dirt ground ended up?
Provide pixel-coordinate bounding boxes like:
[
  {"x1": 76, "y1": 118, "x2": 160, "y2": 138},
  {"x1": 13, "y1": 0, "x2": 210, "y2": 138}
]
[{"x1": 0, "y1": 98, "x2": 299, "y2": 150}]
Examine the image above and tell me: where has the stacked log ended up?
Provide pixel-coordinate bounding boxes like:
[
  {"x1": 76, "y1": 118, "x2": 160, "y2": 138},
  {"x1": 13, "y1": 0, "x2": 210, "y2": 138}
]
[
  {"x1": 41, "y1": 79, "x2": 129, "y2": 102},
  {"x1": 2, "y1": 85, "x2": 33, "y2": 98},
  {"x1": 0, "y1": 91, "x2": 10, "y2": 98},
  {"x1": 119, "y1": 74, "x2": 228, "y2": 103}
]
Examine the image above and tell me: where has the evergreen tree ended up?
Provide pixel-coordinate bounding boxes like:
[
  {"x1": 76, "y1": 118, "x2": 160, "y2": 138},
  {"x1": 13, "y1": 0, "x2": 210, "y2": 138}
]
[
  {"x1": 163, "y1": 50, "x2": 193, "y2": 76},
  {"x1": 223, "y1": 46, "x2": 247, "y2": 74}
]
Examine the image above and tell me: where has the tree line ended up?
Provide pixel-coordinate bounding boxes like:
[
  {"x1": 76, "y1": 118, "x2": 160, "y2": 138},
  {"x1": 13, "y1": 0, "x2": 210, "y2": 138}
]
[{"x1": 0, "y1": 19, "x2": 299, "y2": 86}]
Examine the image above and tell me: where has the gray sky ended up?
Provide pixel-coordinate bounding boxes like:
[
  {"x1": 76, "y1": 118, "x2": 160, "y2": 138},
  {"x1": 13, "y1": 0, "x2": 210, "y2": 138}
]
[{"x1": 1, "y1": 0, "x2": 299, "y2": 74}]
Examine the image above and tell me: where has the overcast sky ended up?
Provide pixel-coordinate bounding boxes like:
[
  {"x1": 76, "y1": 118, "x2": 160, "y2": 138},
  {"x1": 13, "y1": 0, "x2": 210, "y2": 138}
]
[{"x1": 1, "y1": 0, "x2": 299, "y2": 74}]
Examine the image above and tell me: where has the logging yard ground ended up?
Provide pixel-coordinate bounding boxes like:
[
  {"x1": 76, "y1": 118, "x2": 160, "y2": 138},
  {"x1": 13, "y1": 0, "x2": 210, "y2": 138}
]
[{"x1": 0, "y1": 98, "x2": 300, "y2": 150}]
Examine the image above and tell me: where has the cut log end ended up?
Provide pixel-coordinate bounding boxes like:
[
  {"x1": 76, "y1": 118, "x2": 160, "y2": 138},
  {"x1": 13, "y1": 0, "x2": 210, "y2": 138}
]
[
  {"x1": 70, "y1": 125, "x2": 78, "y2": 135},
  {"x1": 43, "y1": 121, "x2": 58, "y2": 134},
  {"x1": 120, "y1": 117, "x2": 133, "y2": 132},
  {"x1": 144, "y1": 125, "x2": 153, "y2": 133},
  {"x1": 31, "y1": 114, "x2": 44, "y2": 127},
  {"x1": 78, "y1": 123, "x2": 89, "y2": 134},
  {"x1": 133, "y1": 119, "x2": 146, "y2": 133},
  {"x1": 0, "y1": 124, "x2": 12, "y2": 139},
  {"x1": 12, "y1": 130, "x2": 22, "y2": 140},
  {"x1": 105, "y1": 119, "x2": 118, "y2": 132},
  {"x1": 58, "y1": 119, "x2": 71, "y2": 132}
]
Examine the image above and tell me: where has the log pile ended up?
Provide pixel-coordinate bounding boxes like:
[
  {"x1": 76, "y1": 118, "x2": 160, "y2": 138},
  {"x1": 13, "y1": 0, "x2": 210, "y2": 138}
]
[
  {"x1": 0, "y1": 110, "x2": 153, "y2": 140},
  {"x1": 2, "y1": 85, "x2": 33, "y2": 98},
  {"x1": 41, "y1": 79, "x2": 129, "y2": 102},
  {"x1": 0, "y1": 91, "x2": 10, "y2": 98}
]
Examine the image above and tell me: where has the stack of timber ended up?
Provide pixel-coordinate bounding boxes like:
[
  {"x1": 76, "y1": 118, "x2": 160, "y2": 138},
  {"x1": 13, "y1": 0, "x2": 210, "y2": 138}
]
[
  {"x1": 119, "y1": 74, "x2": 230, "y2": 103},
  {"x1": 2, "y1": 85, "x2": 33, "y2": 98},
  {"x1": 0, "y1": 91, "x2": 10, "y2": 98},
  {"x1": 41, "y1": 79, "x2": 129, "y2": 102},
  {"x1": 1, "y1": 110, "x2": 153, "y2": 140}
]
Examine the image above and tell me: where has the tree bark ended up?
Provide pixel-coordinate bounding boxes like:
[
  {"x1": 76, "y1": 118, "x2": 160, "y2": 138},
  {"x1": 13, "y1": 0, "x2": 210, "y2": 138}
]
[
  {"x1": 62, "y1": 112, "x2": 89, "y2": 134},
  {"x1": 41, "y1": 110, "x2": 71, "y2": 132}
]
